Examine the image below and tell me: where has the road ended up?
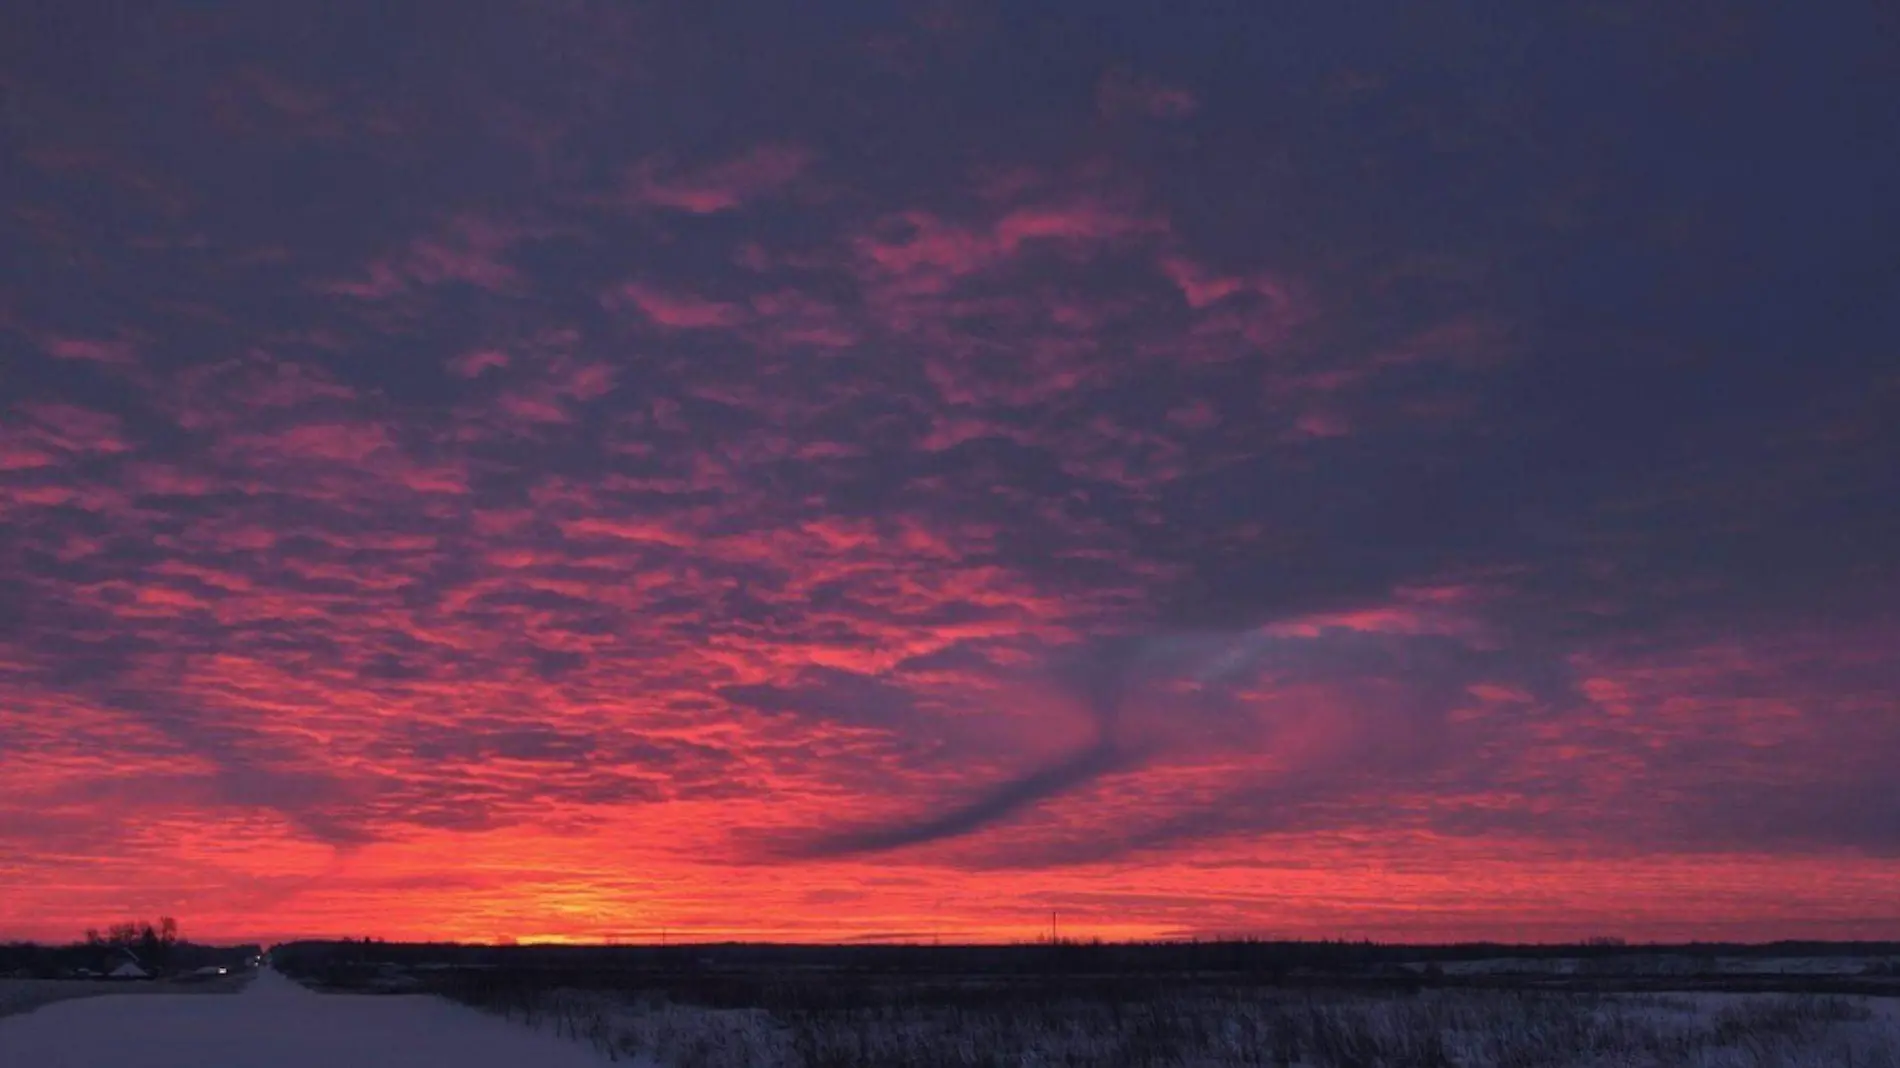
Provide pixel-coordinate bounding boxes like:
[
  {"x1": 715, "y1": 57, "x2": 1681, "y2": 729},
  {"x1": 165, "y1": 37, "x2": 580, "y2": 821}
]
[{"x1": 0, "y1": 967, "x2": 616, "y2": 1067}]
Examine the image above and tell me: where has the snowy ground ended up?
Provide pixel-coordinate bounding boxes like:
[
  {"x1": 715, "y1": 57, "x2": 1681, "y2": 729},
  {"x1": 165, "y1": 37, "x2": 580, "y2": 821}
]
[
  {"x1": 0, "y1": 968, "x2": 619, "y2": 1067},
  {"x1": 1434, "y1": 954, "x2": 1900, "y2": 978},
  {"x1": 459, "y1": 983, "x2": 1900, "y2": 1067},
  {"x1": 0, "y1": 974, "x2": 250, "y2": 1018},
  {"x1": 11, "y1": 968, "x2": 1895, "y2": 1068}
]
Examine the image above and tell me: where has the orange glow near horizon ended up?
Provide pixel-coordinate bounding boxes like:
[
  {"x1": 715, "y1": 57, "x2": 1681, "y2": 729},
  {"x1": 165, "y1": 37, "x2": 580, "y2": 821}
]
[{"x1": 9, "y1": 829, "x2": 1900, "y2": 947}]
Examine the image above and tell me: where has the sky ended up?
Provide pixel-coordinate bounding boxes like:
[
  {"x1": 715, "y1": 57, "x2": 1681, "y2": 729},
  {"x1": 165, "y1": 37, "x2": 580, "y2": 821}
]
[{"x1": 2, "y1": 1, "x2": 1897, "y2": 946}]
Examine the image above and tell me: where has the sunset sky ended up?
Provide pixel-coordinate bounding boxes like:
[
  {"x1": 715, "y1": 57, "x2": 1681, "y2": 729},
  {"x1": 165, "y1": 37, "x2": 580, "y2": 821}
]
[{"x1": 3, "y1": 3, "x2": 1897, "y2": 946}]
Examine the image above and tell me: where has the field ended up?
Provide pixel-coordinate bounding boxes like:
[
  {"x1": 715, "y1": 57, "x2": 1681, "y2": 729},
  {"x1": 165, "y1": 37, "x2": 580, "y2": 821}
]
[
  {"x1": 272, "y1": 941, "x2": 1900, "y2": 1067},
  {"x1": 431, "y1": 980, "x2": 1900, "y2": 1067}
]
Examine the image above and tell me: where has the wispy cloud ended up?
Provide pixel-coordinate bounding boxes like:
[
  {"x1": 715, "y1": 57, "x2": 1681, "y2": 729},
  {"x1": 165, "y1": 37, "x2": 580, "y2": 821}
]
[
  {"x1": 617, "y1": 145, "x2": 813, "y2": 214},
  {"x1": 1096, "y1": 69, "x2": 1199, "y2": 120}
]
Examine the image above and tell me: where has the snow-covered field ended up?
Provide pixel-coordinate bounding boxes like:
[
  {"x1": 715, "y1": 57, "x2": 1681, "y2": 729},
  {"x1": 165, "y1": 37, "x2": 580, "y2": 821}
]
[
  {"x1": 0, "y1": 974, "x2": 248, "y2": 1018},
  {"x1": 1433, "y1": 954, "x2": 1900, "y2": 978},
  {"x1": 10, "y1": 966, "x2": 1896, "y2": 1067},
  {"x1": 466, "y1": 984, "x2": 1900, "y2": 1067},
  {"x1": 0, "y1": 978, "x2": 143, "y2": 1019},
  {"x1": 0, "y1": 968, "x2": 617, "y2": 1067}
]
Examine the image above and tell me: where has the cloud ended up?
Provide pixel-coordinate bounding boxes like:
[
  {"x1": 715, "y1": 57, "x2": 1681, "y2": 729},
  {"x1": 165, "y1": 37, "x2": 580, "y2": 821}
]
[
  {"x1": 448, "y1": 350, "x2": 510, "y2": 378},
  {"x1": 769, "y1": 632, "x2": 1279, "y2": 859},
  {"x1": 1096, "y1": 68, "x2": 1199, "y2": 120},
  {"x1": 720, "y1": 667, "x2": 924, "y2": 731},
  {"x1": 322, "y1": 216, "x2": 543, "y2": 299},
  {"x1": 618, "y1": 145, "x2": 812, "y2": 214},
  {"x1": 850, "y1": 193, "x2": 1166, "y2": 298},
  {"x1": 608, "y1": 282, "x2": 747, "y2": 329},
  {"x1": 43, "y1": 336, "x2": 139, "y2": 366},
  {"x1": 787, "y1": 737, "x2": 1129, "y2": 858}
]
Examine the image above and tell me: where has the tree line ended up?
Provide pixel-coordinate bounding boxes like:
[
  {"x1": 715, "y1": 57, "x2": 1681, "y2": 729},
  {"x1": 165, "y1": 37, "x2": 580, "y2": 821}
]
[{"x1": 84, "y1": 917, "x2": 180, "y2": 969}]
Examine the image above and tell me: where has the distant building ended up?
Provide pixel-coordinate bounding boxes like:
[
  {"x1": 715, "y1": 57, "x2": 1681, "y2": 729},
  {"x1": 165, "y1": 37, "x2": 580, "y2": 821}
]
[{"x1": 105, "y1": 948, "x2": 150, "y2": 980}]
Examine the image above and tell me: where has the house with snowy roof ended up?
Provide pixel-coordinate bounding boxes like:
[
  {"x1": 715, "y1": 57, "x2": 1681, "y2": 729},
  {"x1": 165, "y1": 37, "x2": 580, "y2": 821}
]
[{"x1": 104, "y1": 948, "x2": 150, "y2": 980}]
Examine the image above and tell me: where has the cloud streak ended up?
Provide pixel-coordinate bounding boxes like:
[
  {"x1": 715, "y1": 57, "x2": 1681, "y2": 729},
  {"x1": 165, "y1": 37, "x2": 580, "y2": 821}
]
[{"x1": 788, "y1": 737, "x2": 1132, "y2": 858}]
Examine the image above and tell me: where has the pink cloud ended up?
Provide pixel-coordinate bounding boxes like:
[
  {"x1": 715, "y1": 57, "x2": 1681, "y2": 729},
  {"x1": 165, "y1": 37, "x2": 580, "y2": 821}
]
[
  {"x1": 15, "y1": 404, "x2": 131, "y2": 456},
  {"x1": 558, "y1": 516, "x2": 699, "y2": 549},
  {"x1": 0, "y1": 445, "x2": 56, "y2": 472},
  {"x1": 920, "y1": 415, "x2": 1032, "y2": 452},
  {"x1": 324, "y1": 216, "x2": 539, "y2": 300},
  {"x1": 620, "y1": 144, "x2": 812, "y2": 214},
  {"x1": 493, "y1": 390, "x2": 571, "y2": 426},
  {"x1": 1166, "y1": 400, "x2": 1221, "y2": 430},
  {"x1": 854, "y1": 194, "x2": 1165, "y2": 298},
  {"x1": 44, "y1": 336, "x2": 140, "y2": 366},
  {"x1": 260, "y1": 422, "x2": 396, "y2": 464},
  {"x1": 1263, "y1": 584, "x2": 1487, "y2": 639},
  {"x1": 449, "y1": 350, "x2": 511, "y2": 379},
  {"x1": 610, "y1": 282, "x2": 746, "y2": 329},
  {"x1": 993, "y1": 198, "x2": 1165, "y2": 250},
  {"x1": 1160, "y1": 257, "x2": 1251, "y2": 308},
  {"x1": 854, "y1": 211, "x2": 998, "y2": 288},
  {"x1": 1375, "y1": 316, "x2": 1517, "y2": 370},
  {"x1": 1289, "y1": 410, "x2": 1352, "y2": 440},
  {"x1": 794, "y1": 441, "x2": 864, "y2": 460},
  {"x1": 747, "y1": 290, "x2": 859, "y2": 349},
  {"x1": 1159, "y1": 256, "x2": 1307, "y2": 322},
  {"x1": 554, "y1": 362, "x2": 616, "y2": 400},
  {"x1": 127, "y1": 463, "x2": 217, "y2": 497},
  {"x1": 457, "y1": 354, "x2": 616, "y2": 432}
]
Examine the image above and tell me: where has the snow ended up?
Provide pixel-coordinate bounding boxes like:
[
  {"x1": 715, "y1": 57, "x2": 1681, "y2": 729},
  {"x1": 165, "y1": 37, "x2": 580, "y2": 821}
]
[
  {"x1": 10, "y1": 967, "x2": 1896, "y2": 1068},
  {"x1": 455, "y1": 985, "x2": 1900, "y2": 1067},
  {"x1": 0, "y1": 968, "x2": 626, "y2": 1067},
  {"x1": 1440, "y1": 956, "x2": 1583, "y2": 975},
  {"x1": 1432, "y1": 953, "x2": 1900, "y2": 978},
  {"x1": 1719, "y1": 955, "x2": 1898, "y2": 975}
]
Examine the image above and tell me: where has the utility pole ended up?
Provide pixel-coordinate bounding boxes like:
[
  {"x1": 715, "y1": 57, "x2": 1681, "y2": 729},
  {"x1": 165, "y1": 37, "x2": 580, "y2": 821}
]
[{"x1": 1051, "y1": 910, "x2": 1057, "y2": 944}]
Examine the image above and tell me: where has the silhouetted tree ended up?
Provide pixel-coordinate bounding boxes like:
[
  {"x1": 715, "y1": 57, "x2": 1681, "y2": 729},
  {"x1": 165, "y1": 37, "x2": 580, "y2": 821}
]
[{"x1": 90, "y1": 917, "x2": 182, "y2": 971}]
